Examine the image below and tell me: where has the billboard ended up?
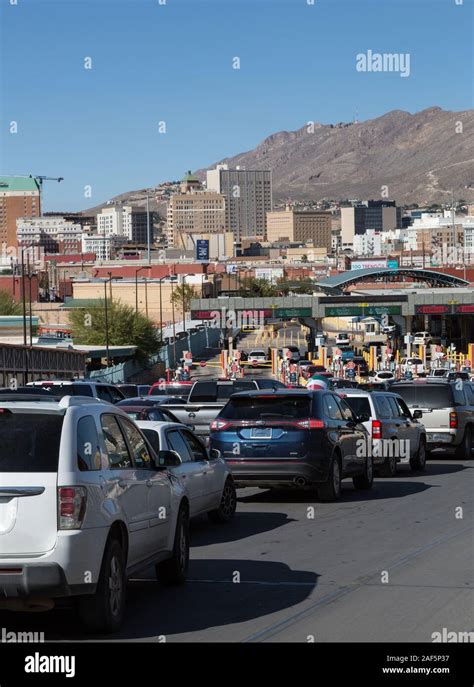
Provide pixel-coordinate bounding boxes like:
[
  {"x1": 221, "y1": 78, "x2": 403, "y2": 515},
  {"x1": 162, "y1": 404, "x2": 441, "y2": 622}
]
[
  {"x1": 254, "y1": 267, "x2": 284, "y2": 283},
  {"x1": 351, "y1": 258, "x2": 388, "y2": 271},
  {"x1": 196, "y1": 239, "x2": 209, "y2": 262}
]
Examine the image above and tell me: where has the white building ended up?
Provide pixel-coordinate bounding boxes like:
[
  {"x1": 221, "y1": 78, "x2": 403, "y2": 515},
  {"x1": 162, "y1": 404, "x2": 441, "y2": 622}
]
[
  {"x1": 16, "y1": 217, "x2": 82, "y2": 253},
  {"x1": 97, "y1": 205, "x2": 151, "y2": 243},
  {"x1": 353, "y1": 230, "x2": 382, "y2": 257},
  {"x1": 81, "y1": 234, "x2": 127, "y2": 262},
  {"x1": 206, "y1": 164, "x2": 272, "y2": 242}
]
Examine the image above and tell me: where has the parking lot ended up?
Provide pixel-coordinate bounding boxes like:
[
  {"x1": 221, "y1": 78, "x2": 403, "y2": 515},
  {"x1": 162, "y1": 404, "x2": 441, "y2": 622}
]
[{"x1": 2, "y1": 455, "x2": 472, "y2": 643}]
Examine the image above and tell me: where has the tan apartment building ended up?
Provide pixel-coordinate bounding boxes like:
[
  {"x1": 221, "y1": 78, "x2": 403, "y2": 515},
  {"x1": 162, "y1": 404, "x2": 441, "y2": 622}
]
[
  {"x1": 167, "y1": 190, "x2": 226, "y2": 248},
  {"x1": 266, "y1": 207, "x2": 332, "y2": 251},
  {"x1": 0, "y1": 176, "x2": 41, "y2": 250}
]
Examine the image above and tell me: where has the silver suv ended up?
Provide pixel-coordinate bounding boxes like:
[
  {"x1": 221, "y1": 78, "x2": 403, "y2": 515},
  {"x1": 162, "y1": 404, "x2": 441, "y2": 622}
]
[
  {"x1": 0, "y1": 395, "x2": 189, "y2": 633},
  {"x1": 392, "y1": 379, "x2": 474, "y2": 459},
  {"x1": 339, "y1": 389, "x2": 427, "y2": 476}
]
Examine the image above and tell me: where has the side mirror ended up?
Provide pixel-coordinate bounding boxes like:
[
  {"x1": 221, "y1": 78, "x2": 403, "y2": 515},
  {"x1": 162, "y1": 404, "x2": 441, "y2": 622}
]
[
  {"x1": 157, "y1": 449, "x2": 182, "y2": 467},
  {"x1": 412, "y1": 409, "x2": 423, "y2": 420},
  {"x1": 357, "y1": 413, "x2": 371, "y2": 423},
  {"x1": 209, "y1": 448, "x2": 222, "y2": 461}
]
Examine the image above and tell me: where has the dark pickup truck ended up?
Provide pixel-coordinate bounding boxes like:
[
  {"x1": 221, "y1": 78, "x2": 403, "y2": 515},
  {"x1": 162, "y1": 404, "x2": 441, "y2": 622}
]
[{"x1": 163, "y1": 378, "x2": 286, "y2": 439}]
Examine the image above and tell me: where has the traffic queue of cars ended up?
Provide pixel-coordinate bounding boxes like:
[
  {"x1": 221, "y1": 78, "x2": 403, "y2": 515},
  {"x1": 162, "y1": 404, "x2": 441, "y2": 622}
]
[{"x1": 0, "y1": 372, "x2": 473, "y2": 634}]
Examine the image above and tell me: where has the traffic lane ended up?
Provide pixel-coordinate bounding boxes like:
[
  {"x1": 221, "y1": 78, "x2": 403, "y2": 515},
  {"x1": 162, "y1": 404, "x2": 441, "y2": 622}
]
[{"x1": 0, "y1": 460, "x2": 471, "y2": 642}]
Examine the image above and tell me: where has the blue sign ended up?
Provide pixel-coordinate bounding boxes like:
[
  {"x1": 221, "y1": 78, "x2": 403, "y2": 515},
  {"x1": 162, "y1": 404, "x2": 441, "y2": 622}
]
[
  {"x1": 388, "y1": 259, "x2": 399, "y2": 269},
  {"x1": 346, "y1": 369, "x2": 356, "y2": 378},
  {"x1": 196, "y1": 239, "x2": 209, "y2": 261}
]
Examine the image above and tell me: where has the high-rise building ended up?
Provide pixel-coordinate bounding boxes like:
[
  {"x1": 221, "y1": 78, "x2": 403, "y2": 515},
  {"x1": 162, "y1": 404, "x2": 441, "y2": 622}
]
[
  {"x1": 266, "y1": 206, "x2": 332, "y2": 251},
  {"x1": 97, "y1": 205, "x2": 152, "y2": 243},
  {"x1": 0, "y1": 176, "x2": 41, "y2": 249},
  {"x1": 206, "y1": 164, "x2": 272, "y2": 242},
  {"x1": 166, "y1": 172, "x2": 226, "y2": 248},
  {"x1": 340, "y1": 200, "x2": 402, "y2": 248}
]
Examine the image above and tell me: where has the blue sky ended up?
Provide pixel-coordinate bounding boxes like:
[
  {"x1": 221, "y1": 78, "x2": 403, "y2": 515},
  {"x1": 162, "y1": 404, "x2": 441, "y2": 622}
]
[{"x1": 1, "y1": 0, "x2": 472, "y2": 211}]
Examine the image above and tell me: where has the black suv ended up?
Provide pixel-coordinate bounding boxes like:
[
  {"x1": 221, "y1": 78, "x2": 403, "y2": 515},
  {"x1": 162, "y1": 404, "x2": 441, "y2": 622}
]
[{"x1": 210, "y1": 389, "x2": 373, "y2": 501}]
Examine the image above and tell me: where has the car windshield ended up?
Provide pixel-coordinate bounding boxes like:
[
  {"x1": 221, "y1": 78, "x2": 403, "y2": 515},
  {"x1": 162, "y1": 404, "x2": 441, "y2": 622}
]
[
  {"x1": 0, "y1": 411, "x2": 64, "y2": 472},
  {"x1": 408, "y1": 359, "x2": 423, "y2": 365},
  {"x1": 219, "y1": 396, "x2": 311, "y2": 420},
  {"x1": 394, "y1": 385, "x2": 453, "y2": 409}
]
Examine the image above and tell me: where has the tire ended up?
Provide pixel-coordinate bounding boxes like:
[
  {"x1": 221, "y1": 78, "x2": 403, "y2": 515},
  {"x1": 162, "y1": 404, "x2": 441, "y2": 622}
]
[
  {"x1": 410, "y1": 437, "x2": 427, "y2": 471},
  {"x1": 455, "y1": 426, "x2": 473, "y2": 460},
  {"x1": 155, "y1": 505, "x2": 189, "y2": 586},
  {"x1": 77, "y1": 537, "x2": 126, "y2": 634},
  {"x1": 208, "y1": 478, "x2": 237, "y2": 523},
  {"x1": 318, "y1": 454, "x2": 342, "y2": 502},
  {"x1": 378, "y1": 446, "x2": 397, "y2": 477},
  {"x1": 353, "y1": 454, "x2": 374, "y2": 490}
]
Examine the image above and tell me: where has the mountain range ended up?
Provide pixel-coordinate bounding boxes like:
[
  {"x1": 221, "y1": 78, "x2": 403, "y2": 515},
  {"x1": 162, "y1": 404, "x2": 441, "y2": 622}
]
[{"x1": 83, "y1": 107, "x2": 474, "y2": 215}]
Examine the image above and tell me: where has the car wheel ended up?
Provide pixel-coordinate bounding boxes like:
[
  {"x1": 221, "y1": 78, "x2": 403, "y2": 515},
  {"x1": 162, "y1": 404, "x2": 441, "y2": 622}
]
[
  {"x1": 378, "y1": 447, "x2": 397, "y2": 477},
  {"x1": 455, "y1": 426, "x2": 473, "y2": 460},
  {"x1": 318, "y1": 454, "x2": 342, "y2": 502},
  {"x1": 208, "y1": 478, "x2": 237, "y2": 523},
  {"x1": 353, "y1": 454, "x2": 374, "y2": 490},
  {"x1": 155, "y1": 505, "x2": 189, "y2": 586},
  {"x1": 410, "y1": 438, "x2": 427, "y2": 471},
  {"x1": 77, "y1": 537, "x2": 126, "y2": 634}
]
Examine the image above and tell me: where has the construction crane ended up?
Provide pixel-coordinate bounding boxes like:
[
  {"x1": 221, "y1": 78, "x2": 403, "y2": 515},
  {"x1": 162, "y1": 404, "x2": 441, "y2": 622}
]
[{"x1": 29, "y1": 174, "x2": 64, "y2": 189}]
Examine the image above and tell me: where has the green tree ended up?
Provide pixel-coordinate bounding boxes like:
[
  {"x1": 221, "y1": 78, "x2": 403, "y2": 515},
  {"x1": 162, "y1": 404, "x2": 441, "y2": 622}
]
[
  {"x1": 170, "y1": 283, "x2": 197, "y2": 319},
  {"x1": 0, "y1": 290, "x2": 23, "y2": 315},
  {"x1": 69, "y1": 299, "x2": 160, "y2": 359},
  {"x1": 300, "y1": 254, "x2": 308, "y2": 263},
  {"x1": 238, "y1": 277, "x2": 278, "y2": 297},
  {"x1": 275, "y1": 277, "x2": 314, "y2": 295}
]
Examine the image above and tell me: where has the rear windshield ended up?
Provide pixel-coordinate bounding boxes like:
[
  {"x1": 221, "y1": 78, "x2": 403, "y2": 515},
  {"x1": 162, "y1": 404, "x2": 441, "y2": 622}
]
[
  {"x1": 0, "y1": 412, "x2": 64, "y2": 472},
  {"x1": 394, "y1": 385, "x2": 453, "y2": 409},
  {"x1": 220, "y1": 396, "x2": 311, "y2": 420},
  {"x1": 343, "y1": 397, "x2": 371, "y2": 418},
  {"x1": 191, "y1": 381, "x2": 256, "y2": 402}
]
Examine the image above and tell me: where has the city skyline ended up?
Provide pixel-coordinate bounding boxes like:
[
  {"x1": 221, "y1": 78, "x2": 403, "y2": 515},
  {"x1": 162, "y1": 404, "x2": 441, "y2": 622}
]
[{"x1": 1, "y1": 0, "x2": 473, "y2": 211}]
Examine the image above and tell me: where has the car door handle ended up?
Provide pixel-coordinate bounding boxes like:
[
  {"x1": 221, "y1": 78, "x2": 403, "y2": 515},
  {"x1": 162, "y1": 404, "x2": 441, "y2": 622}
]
[{"x1": 146, "y1": 480, "x2": 153, "y2": 487}]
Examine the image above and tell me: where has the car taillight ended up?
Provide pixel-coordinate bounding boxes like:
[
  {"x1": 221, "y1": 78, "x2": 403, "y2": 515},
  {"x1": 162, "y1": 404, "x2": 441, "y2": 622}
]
[
  {"x1": 449, "y1": 412, "x2": 458, "y2": 429},
  {"x1": 58, "y1": 487, "x2": 87, "y2": 530},
  {"x1": 372, "y1": 420, "x2": 382, "y2": 439},
  {"x1": 295, "y1": 418, "x2": 325, "y2": 429},
  {"x1": 210, "y1": 419, "x2": 231, "y2": 431}
]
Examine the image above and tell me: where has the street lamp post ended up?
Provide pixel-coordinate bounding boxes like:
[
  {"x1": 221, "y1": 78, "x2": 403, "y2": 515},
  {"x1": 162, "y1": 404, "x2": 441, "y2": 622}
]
[
  {"x1": 135, "y1": 265, "x2": 151, "y2": 314},
  {"x1": 104, "y1": 275, "x2": 122, "y2": 367}
]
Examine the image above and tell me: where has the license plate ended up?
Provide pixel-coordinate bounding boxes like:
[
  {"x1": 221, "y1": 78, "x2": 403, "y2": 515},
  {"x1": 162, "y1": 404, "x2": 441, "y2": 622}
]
[{"x1": 250, "y1": 428, "x2": 272, "y2": 439}]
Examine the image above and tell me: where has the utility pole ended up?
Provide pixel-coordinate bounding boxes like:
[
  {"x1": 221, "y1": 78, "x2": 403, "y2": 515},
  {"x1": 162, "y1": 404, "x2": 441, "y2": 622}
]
[{"x1": 146, "y1": 195, "x2": 151, "y2": 265}]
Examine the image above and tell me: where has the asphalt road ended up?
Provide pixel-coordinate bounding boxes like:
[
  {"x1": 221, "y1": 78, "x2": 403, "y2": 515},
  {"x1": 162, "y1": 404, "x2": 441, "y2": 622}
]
[{"x1": 2, "y1": 457, "x2": 473, "y2": 642}]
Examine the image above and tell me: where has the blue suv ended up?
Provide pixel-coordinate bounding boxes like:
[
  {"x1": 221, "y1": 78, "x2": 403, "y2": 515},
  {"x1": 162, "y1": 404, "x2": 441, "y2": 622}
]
[{"x1": 210, "y1": 389, "x2": 372, "y2": 501}]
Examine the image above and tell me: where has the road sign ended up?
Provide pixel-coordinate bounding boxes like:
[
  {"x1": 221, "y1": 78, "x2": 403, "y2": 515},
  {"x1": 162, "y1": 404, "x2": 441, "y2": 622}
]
[
  {"x1": 199, "y1": 360, "x2": 206, "y2": 367},
  {"x1": 334, "y1": 348, "x2": 342, "y2": 356},
  {"x1": 252, "y1": 360, "x2": 259, "y2": 367},
  {"x1": 346, "y1": 361, "x2": 355, "y2": 369},
  {"x1": 346, "y1": 369, "x2": 356, "y2": 378},
  {"x1": 234, "y1": 350, "x2": 241, "y2": 360}
]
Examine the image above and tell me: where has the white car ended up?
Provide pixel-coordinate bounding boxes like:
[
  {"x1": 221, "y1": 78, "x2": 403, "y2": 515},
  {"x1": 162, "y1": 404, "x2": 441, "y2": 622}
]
[
  {"x1": 401, "y1": 357, "x2": 425, "y2": 375},
  {"x1": 335, "y1": 332, "x2": 350, "y2": 346},
  {"x1": 382, "y1": 324, "x2": 397, "y2": 335},
  {"x1": 248, "y1": 350, "x2": 268, "y2": 366},
  {"x1": 413, "y1": 331, "x2": 431, "y2": 345},
  {"x1": 0, "y1": 395, "x2": 190, "y2": 633},
  {"x1": 27, "y1": 380, "x2": 126, "y2": 404},
  {"x1": 137, "y1": 421, "x2": 236, "y2": 522}
]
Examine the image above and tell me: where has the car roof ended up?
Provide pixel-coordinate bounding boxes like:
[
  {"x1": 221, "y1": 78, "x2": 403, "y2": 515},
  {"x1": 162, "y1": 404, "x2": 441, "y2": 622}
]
[
  {"x1": 230, "y1": 388, "x2": 320, "y2": 398},
  {"x1": 136, "y1": 420, "x2": 187, "y2": 432}
]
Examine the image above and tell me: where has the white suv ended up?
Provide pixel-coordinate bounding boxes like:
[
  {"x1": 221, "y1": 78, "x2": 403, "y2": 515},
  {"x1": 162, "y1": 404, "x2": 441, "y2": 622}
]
[{"x1": 0, "y1": 395, "x2": 190, "y2": 633}]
